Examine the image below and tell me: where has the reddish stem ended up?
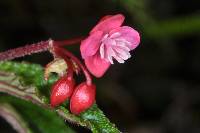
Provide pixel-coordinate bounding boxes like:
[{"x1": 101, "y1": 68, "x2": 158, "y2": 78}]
[
  {"x1": 0, "y1": 37, "x2": 83, "y2": 61},
  {"x1": 53, "y1": 46, "x2": 92, "y2": 85},
  {"x1": 65, "y1": 60, "x2": 74, "y2": 80},
  {"x1": 0, "y1": 40, "x2": 49, "y2": 61},
  {"x1": 55, "y1": 36, "x2": 84, "y2": 47}
]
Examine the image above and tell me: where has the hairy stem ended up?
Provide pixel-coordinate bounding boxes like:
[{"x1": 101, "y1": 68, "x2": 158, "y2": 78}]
[
  {"x1": 0, "y1": 41, "x2": 50, "y2": 61},
  {"x1": 0, "y1": 37, "x2": 83, "y2": 61}
]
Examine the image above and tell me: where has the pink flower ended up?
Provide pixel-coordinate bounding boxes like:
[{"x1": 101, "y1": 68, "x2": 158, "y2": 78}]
[{"x1": 80, "y1": 14, "x2": 140, "y2": 77}]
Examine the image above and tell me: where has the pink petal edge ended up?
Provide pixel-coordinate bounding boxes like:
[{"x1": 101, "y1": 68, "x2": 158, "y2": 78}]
[
  {"x1": 84, "y1": 54, "x2": 111, "y2": 78},
  {"x1": 80, "y1": 31, "x2": 103, "y2": 59},
  {"x1": 90, "y1": 14, "x2": 125, "y2": 34},
  {"x1": 117, "y1": 26, "x2": 140, "y2": 50}
]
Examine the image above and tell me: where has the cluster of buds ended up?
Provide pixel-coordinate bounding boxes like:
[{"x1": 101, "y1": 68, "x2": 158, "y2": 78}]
[{"x1": 48, "y1": 46, "x2": 96, "y2": 115}]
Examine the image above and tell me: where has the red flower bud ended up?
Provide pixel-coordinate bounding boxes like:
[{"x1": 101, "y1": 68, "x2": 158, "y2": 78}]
[
  {"x1": 50, "y1": 75, "x2": 75, "y2": 107},
  {"x1": 70, "y1": 82, "x2": 96, "y2": 114}
]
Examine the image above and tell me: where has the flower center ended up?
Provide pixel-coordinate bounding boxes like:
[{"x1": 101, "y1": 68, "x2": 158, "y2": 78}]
[{"x1": 100, "y1": 32, "x2": 131, "y2": 64}]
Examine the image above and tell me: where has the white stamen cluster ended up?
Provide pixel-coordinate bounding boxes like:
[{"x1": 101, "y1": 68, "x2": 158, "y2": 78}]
[{"x1": 100, "y1": 32, "x2": 131, "y2": 64}]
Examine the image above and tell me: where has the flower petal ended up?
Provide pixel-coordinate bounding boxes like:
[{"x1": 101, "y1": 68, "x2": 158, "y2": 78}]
[
  {"x1": 90, "y1": 14, "x2": 125, "y2": 34},
  {"x1": 84, "y1": 54, "x2": 110, "y2": 77},
  {"x1": 114, "y1": 26, "x2": 140, "y2": 50},
  {"x1": 80, "y1": 31, "x2": 103, "y2": 59}
]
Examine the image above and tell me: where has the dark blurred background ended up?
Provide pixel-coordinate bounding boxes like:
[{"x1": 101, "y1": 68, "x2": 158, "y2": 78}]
[{"x1": 0, "y1": 0, "x2": 200, "y2": 133}]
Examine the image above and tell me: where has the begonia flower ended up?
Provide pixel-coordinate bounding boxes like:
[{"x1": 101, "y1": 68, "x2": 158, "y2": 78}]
[{"x1": 80, "y1": 14, "x2": 140, "y2": 77}]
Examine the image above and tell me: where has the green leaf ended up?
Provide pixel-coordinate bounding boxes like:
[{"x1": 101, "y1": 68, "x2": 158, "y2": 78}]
[
  {"x1": 0, "y1": 61, "x2": 120, "y2": 133},
  {"x1": 81, "y1": 104, "x2": 120, "y2": 133}
]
